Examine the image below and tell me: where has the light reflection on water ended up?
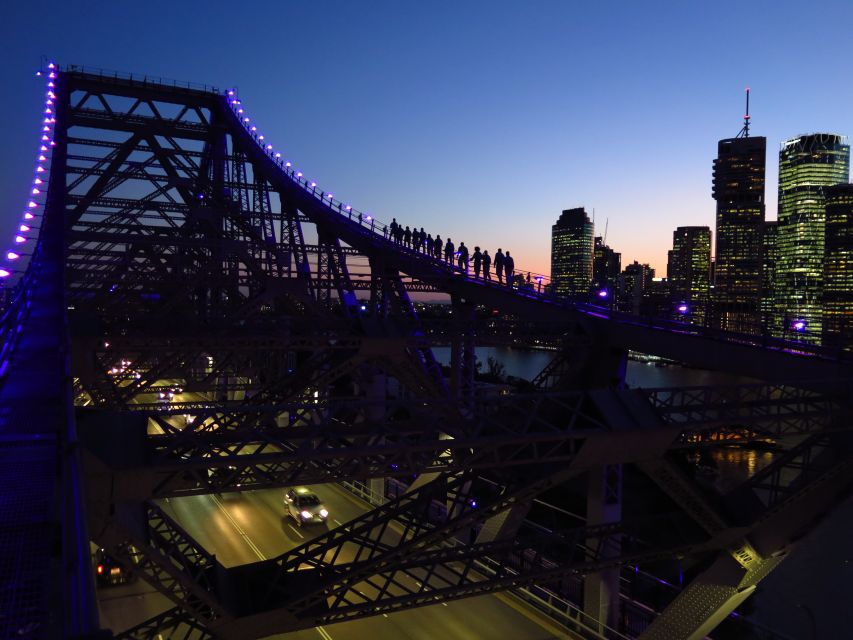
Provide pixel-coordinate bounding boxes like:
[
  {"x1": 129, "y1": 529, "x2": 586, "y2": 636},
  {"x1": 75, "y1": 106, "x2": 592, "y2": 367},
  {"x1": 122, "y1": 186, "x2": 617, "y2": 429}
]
[{"x1": 432, "y1": 345, "x2": 776, "y2": 486}]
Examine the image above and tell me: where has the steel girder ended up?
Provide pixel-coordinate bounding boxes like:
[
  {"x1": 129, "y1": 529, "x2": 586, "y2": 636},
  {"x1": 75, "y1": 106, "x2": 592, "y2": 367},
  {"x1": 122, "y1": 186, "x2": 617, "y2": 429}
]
[{"x1": 45, "y1": 70, "x2": 853, "y2": 640}]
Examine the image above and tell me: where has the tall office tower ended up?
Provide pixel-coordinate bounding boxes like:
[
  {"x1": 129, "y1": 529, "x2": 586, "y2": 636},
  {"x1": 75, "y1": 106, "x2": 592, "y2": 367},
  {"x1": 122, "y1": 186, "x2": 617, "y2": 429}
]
[
  {"x1": 823, "y1": 184, "x2": 853, "y2": 350},
  {"x1": 593, "y1": 236, "x2": 621, "y2": 293},
  {"x1": 617, "y1": 261, "x2": 654, "y2": 315},
  {"x1": 712, "y1": 107, "x2": 766, "y2": 333},
  {"x1": 760, "y1": 221, "x2": 778, "y2": 334},
  {"x1": 667, "y1": 226, "x2": 711, "y2": 325},
  {"x1": 775, "y1": 134, "x2": 850, "y2": 341},
  {"x1": 551, "y1": 208, "x2": 594, "y2": 297}
]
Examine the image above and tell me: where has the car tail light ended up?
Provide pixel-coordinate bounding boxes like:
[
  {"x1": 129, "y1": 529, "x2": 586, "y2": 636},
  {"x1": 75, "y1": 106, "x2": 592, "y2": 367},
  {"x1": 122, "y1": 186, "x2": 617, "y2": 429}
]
[{"x1": 96, "y1": 565, "x2": 104, "y2": 575}]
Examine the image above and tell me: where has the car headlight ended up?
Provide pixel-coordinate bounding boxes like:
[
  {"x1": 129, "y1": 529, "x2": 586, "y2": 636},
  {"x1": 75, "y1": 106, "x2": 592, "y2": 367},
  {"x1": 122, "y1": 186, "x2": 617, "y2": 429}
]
[
  {"x1": 301, "y1": 510, "x2": 312, "y2": 519},
  {"x1": 319, "y1": 509, "x2": 328, "y2": 518}
]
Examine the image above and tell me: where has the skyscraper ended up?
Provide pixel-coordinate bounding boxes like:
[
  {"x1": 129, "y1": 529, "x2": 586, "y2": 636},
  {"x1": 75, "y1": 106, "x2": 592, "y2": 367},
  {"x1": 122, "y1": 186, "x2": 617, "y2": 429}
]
[
  {"x1": 551, "y1": 208, "x2": 594, "y2": 297},
  {"x1": 760, "y1": 221, "x2": 778, "y2": 334},
  {"x1": 667, "y1": 226, "x2": 711, "y2": 325},
  {"x1": 712, "y1": 129, "x2": 766, "y2": 334},
  {"x1": 593, "y1": 236, "x2": 621, "y2": 294},
  {"x1": 823, "y1": 184, "x2": 853, "y2": 350},
  {"x1": 617, "y1": 261, "x2": 654, "y2": 315},
  {"x1": 775, "y1": 134, "x2": 850, "y2": 342}
]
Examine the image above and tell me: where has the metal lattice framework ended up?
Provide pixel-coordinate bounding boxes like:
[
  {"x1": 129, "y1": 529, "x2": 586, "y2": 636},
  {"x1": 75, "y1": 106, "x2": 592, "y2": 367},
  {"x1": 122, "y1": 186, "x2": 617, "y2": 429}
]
[{"x1": 1, "y1": 66, "x2": 852, "y2": 640}]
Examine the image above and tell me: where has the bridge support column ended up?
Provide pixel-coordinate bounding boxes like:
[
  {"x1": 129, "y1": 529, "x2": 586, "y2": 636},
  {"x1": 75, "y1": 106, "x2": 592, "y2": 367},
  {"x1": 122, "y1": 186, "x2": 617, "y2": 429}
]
[
  {"x1": 583, "y1": 464, "x2": 623, "y2": 633},
  {"x1": 366, "y1": 370, "x2": 388, "y2": 503},
  {"x1": 449, "y1": 296, "x2": 476, "y2": 410}
]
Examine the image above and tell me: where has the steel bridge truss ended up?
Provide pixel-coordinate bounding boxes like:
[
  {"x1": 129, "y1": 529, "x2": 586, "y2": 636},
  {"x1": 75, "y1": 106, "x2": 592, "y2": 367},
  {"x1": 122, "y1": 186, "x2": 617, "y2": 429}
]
[{"x1": 33, "y1": 70, "x2": 853, "y2": 639}]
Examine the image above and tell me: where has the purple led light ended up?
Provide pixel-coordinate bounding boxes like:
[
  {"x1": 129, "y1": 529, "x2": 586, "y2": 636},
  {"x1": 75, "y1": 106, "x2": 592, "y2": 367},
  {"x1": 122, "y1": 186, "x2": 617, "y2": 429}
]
[
  {"x1": 285, "y1": 162, "x2": 291, "y2": 167},
  {"x1": 36, "y1": 167, "x2": 45, "y2": 173},
  {"x1": 793, "y1": 320, "x2": 806, "y2": 331},
  {"x1": 310, "y1": 181, "x2": 317, "y2": 188},
  {"x1": 49, "y1": 72, "x2": 56, "y2": 79},
  {"x1": 258, "y1": 134, "x2": 264, "y2": 140},
  {"x1": 275, "y1": 152, "x2": 281, "y2": 158},
  {"x1": 251, "y1": 126, "x2": 257, "y2": 132},
  {"x1": 41, "y1": 135, "x2": 49, "y2": 141},
  {"x1": 243, "y1": 117, "x2": 250, "y2": 122},
  {"x1": 34, "y1": 178, "x2": 42, "y2": 185},
  {"x1": 23, "y1": 212, "x2": 34, "y2": 220},
  {"x1": 31, "y1": 188, "x2": 40, "y2": 195},
  {"x1": 48, "y1": 62, "x2": 55, "y2": 69},
  {"x1": 19, "y1": 225, "x2": 30, "y2": 232},
  {"x1": 326, "y1": 193, "x2": 333, "y2": 199},
  {"x1": 677, "y1": 304, "x2": 689, "y2": 313},
  {"x1": 0, "y1": 269, "x2": 11, "y2": 278},
  {"x1": 47, "y1": 82, "x2": 55, "y2": 88},
  {"x1": 38, "y1": 155, "x2": 47, "y2": 161},
  {"x1": 266, "y1": 144, "x2": 272, "y2": 150},
  {"x1": 296, "y1": 172, "x2": 303, "y2": 178},
  {"x1": 345, "y1": 205, "x2": 352, "y2": 211},
  {"x1": 14, "y1": 235, "x2": 26, "y2": 244},
  {"x1": 28, "y1": 201, "x2": 38, "y2": 208},
  {"x1": 366, "y1": 215, "x2": 372, "y2": 220},
  {"x1": 598, "y1": 289, "x2": 608, "y2": 298},
  {"x1": 227, "y1": 90, "x2": 235, "y2": 96},
  {"x1": 6, "y1": 252, "x2": 20, "y2": 260},
  {"x1": 237, "y1": 108, "x2": 244, "y2": 114}
]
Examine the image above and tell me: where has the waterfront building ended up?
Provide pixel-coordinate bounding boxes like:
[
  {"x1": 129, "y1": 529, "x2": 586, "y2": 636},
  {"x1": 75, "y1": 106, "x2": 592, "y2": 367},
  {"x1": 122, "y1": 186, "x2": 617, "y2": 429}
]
[
  {"x1": 775, "y1": 133, "x2": 850, "y2": 342},
  {"x1": 593, "y1": 236, "x2": 621, "y2": 295},
  {"x1": 823, "y1": 183, "x2": 853, "y2": 350},
  {"x1": 667, "y1": 226, "x2": 711, "y2": 325},
  {"x1": 712, "y1": 134, "x2": 766, "y2": 333},
  {"x1": 617, "y1": 261, "x2": 654, "y2": 315},
  {"x1": 760, "y1": 221, "x2": 778, "y2": 334},
  {"x1": 551, "y1": 208, "x2": 594, "y2": 297}
]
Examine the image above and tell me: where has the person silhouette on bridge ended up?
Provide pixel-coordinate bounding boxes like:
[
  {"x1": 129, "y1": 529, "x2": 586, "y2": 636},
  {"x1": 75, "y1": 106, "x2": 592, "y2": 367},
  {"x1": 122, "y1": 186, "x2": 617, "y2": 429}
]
[
  {"x1": 494, "y1": 248, "x2": 505, "y2": 284},
  {"x1": 383, "y1": 224, "x2": 388, "y2": 239},
  {"x1": 482, "y1": 250, "x2": 491, "y2": 280},
  {"x1": 457, "y1": 242, "x2": 469, "y2": 273},
  {"x1": 419, "y1": 228, "x2": 427, "y2": 253},
  {"x1": 472, "y1": 246, "x2": 482, "y2": 278},
  {"x1": 412, "y1": 227, "x2": 420, "y2": 250},
  {"x1": 504, "y1": 251, "x2": 515, "y2": 288},
  {"x1": 426, "y1": 233, "x2": 434, "y2": 257},
  {"x1": 390, "y1": 218, "x2": 399, "y2": 242},
  {"x1": 404, "y1": 226, "x2": 412, "y2": 248},
  {"x1": 444, "y1": 238, "x2": 455, "y2": 264},
  {"x1": 434, "y1": 235, "x2": 442, "y2": 259}
]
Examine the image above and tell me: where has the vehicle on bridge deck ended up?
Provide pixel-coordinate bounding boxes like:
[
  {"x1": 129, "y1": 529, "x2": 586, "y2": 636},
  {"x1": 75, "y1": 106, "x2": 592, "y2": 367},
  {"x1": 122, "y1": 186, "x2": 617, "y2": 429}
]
[
  {"x1": 93, "y1": 547, "x2": 134, "y2": 587},
  {"x1": 284, "y1": 487, "x2": 329, "y2": 527}
]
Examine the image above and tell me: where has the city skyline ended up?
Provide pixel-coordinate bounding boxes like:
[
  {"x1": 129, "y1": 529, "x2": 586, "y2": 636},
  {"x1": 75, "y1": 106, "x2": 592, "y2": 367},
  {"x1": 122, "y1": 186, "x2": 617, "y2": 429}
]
[{"x1": 2, "y1": 2, "x2": 853, "y2": 277}]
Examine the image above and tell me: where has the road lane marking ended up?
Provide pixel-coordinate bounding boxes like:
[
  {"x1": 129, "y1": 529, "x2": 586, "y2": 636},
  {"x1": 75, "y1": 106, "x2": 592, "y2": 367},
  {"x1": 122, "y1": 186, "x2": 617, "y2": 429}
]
[
  {"x1": 287, "y1": 523, "x2": 305, "y2": 539},
  {"x1": 210, "y1": 494, "x2": 266, "y2": 560},
  {"x1": 316, "y1": 626, "x2": 334, "y2": 640}
]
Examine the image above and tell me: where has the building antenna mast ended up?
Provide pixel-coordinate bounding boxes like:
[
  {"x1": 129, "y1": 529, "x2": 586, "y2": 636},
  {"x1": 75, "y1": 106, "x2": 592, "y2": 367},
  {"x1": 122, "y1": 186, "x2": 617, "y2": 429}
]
[{"x1": 737, "y1": 87, "x2": 750, "y2": 138}]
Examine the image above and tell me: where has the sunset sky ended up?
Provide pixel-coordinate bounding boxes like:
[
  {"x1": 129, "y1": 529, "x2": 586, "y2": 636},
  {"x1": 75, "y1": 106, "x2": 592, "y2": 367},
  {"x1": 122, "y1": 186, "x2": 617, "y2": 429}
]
[{"x1": 2, "y1": 1, "x2": 853, "y2": 277}]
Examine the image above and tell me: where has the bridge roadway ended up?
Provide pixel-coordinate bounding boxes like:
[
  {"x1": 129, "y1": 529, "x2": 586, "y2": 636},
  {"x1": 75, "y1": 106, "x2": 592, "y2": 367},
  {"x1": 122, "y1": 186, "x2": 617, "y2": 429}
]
[{"x1": 97, "y1": 483, "x2": 569, "y2": 640}]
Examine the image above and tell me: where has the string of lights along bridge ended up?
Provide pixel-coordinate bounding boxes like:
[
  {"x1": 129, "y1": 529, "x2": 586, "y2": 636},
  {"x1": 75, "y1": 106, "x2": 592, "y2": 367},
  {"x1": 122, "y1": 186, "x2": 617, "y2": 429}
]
[{"x1": 0, "y1": 65, "x2": 851, "y2": 640}]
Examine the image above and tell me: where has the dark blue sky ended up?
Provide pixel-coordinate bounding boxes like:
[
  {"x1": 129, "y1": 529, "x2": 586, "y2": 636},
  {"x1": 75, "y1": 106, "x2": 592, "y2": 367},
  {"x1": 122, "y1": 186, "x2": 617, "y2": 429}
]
[{"x1": 2, "y1": 1, "x2": 852, "y2": 275}]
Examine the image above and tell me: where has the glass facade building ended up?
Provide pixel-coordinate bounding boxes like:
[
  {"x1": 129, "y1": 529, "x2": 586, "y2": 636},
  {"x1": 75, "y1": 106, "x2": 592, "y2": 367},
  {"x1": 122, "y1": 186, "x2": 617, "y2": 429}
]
[
  {"x1": 760, "y1": 221, "x2": 778, "y2": 334},
  {"x1": 667, "y1": 226, "x2": 711, "y2": 325},
  {"x1": 823, "y1": 184, "x2": 853, "y2": 350},
  {"x1": 712, "y1": 136, "x2": 766, "y2": 334},
  {"x1": 593, "y1": 236, "x2": 621, "y2": 293},
  {"x1": 775, "y1": 134, "x2": 850, "y2": 342},
  {"x1": 617, "y1": 261, "x2": 654, "y2": 315},
  {"x1": 551, "y1": 208, "x2": 594, "y2": 297}
]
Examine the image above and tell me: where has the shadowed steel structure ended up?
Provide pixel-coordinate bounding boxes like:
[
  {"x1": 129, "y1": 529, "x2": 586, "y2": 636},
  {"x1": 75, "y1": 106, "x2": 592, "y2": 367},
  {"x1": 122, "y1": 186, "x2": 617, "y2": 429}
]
[{"x1": 1, "y1": 67, "x2": 852, "y2": 640}]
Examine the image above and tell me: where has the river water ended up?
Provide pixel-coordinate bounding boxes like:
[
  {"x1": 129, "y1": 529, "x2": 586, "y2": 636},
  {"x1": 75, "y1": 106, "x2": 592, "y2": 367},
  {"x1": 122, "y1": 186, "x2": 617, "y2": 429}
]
[{"x1": 431, "y1": 345, "x2": 852, "y2": 638}]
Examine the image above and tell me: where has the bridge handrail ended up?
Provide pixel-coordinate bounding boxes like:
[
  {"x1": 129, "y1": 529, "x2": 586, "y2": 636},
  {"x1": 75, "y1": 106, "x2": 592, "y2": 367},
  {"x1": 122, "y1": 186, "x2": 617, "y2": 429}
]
[
  {"x1": 222, "y1": 89, "x2": 850, "y2": 364},
  {"x1": 60, "y1": 64, "x2": 222, "y2": 94}
]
